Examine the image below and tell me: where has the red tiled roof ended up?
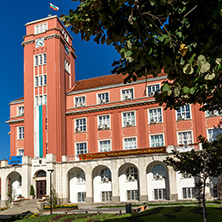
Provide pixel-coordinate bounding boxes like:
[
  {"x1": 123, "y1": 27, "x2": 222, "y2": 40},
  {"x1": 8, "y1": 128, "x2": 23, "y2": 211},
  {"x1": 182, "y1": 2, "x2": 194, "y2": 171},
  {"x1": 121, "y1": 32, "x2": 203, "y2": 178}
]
[
  {"x1": 70, "y1": 73, "x2": 166, "y2": 92},
  {"x1": 15, "y1": 97, "x2": 24, "y2": 101}
]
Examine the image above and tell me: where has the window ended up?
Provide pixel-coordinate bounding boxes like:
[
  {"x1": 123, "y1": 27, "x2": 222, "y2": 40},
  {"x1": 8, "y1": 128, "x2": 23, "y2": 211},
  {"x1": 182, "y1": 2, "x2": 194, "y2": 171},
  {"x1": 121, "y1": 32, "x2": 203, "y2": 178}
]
[
  {"x1": 147, "y1": 84, "x2": 160, "y2": 97},
  {"x1": 75, "y1": 96, "x2": 86, "y2": 107},
  {"x1": 35, "y1": 54, "x2": 46, "y2": 66},
  {"x1": 18, "y1": 176, "x2": 22, "y2": 187},
  {"x1": 97, "y1": 92, "x2": 109, "y2": 103},
  {"x1": 102, "y1": 191, "x2": 112, "y2": 202},
  {"x1": 124, "y1": 138, "x2": 137, "y2": 150},
  {"x1": 39, "y1": 95, "x2": 43, "y2": 105},
  {"x1": 154, "y1": 189, "x2": 166, "y2": 200},
  {"x1": 207, "y1": 128, "x2": 222, "y2": 142},
  {"x1": 35, "y1": 76, "x2": 38, "y2": 87},
  {"x1": 18, "y1": 106, "x2": 24, "y2": 116},
  {"x1": 78, "y1": 192, "x2": 86, "y2": 202},
  {"x1": 150, "y1": 135, "x2": 164, "y2": 147},
  {"x1": 127, "y1": 190, "x2": 138, "y2": 201},
  {"x1": 101, "y1": 168, "x2": 111, "y2": 182},
  {"x1": 77, "y1": 170, "x2": 85, "y2": 183},
  {"x1": 205, "y1": 110, "x2": 220, "y2": 117},
  {"x1": 176, "y1": 105, "x2": 191, "y2": 120},
  {"x1": 35, "y1": 96, "x2": 38, "y2": 106},
  {"x1": 18, "y1": 126, "x2": 24, "y2": 139},
  {"x1": 121, "y1": 88, "x2": 134, "y2": 100},
  {"x1": 17, "y1": 149, "x2": 24, "y2": 156},
  {"x1": 75, "y1": 118, "x2": 86, "y2": 132},
  {"x1": 39, "y1": 76, "x2": 43, "y2": 86},
  {"x1": 213, "y1": 185, "x2": 219, "y2": 198},
  {"x1": 182, "y1": 187, "x2": 195, "y2": 199},
  {"x1": 178, "y1": 131, "x2": 193, "y2": 148},
  {"x1": 149, "y1": 108, "x2": 162, "y2": 124},
  {"x1": 61, "y1": 28, "x2": 69, "y2": 42},
  {"x1": 35, "y1": 23, "x2": 48, "y2": 34},
  {"x1": 153, "y1": 165, "x2": 165, "y2": 179},
  {"x1": 99, "y1": 140, "x2": 111, "y2": 152},
  {"x1": 98, "y1": 115, "x2": 110, "y2": 130},
  {"x1": 43, "y1": 95, "x2": 47, "y2": 105},
  {"x1": 65, "y1": 59, "x2": 70, "y2": 73},
  {"x1": 126, "y1": 166, "x2": 138, "y2": 180},
  {"x1": 65, "y1": 44, "x2": 69, "y2": 55},
  {"x1": 122, "y1": 111, "x2": 135, "y2": 127},
  {"x1": 76, "y1": 142, "x2": 87, "y2": 156},
  {"x1": 43, "y1": 75, "x2": 47, "y2": 85}
]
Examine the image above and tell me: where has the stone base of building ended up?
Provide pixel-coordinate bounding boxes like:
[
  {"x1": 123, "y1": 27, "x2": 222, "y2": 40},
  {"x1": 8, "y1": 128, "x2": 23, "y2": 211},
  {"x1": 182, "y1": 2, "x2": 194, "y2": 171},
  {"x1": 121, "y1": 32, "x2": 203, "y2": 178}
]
[
  {"x1": 140, "y1": 195, "x2": 148, "y2": 201},
  {"x1": 85, "y1": 197, "x2": 93, "y2": 203},
  {"x1": 170, "y1": 194, "x2": 178, "y2": 200},
  {"x1": 112, "y1": 196, "x2": 120, "y2": 202}
]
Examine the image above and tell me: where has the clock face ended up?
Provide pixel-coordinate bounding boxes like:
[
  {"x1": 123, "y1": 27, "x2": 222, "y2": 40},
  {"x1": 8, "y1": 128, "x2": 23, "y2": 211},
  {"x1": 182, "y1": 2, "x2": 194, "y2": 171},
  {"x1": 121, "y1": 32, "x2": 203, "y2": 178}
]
[{"x1": 36, "y1": 38, "x2": 44, "y2": 48}]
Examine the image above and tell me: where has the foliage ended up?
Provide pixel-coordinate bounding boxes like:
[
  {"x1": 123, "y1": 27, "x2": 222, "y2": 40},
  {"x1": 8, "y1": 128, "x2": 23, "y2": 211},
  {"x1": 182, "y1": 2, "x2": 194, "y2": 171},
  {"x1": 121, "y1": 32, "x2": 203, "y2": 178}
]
[
  {"x1": 164, "y1": 136, "x2": 222, "y2": 222},
  {"x1": 61, "y1": 0, "x2": 222, "y2": 111},
  {"x1": 30, "y1": 185, "x2": 35, "y2": 196},
  {"x1": 195, "y1": 180, "x2": 203, "y2": 208},
  {"x1": 46, "y1": 185, "x2": 59, "y2": 208}
]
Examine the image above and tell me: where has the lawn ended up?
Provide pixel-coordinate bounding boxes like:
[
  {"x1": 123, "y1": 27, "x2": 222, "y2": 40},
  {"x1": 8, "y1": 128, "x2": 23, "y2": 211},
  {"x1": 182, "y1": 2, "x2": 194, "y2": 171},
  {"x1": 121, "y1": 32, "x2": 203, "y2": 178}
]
[{"x1": 12, "y1": 206, "x2": 222, "y2": 222}]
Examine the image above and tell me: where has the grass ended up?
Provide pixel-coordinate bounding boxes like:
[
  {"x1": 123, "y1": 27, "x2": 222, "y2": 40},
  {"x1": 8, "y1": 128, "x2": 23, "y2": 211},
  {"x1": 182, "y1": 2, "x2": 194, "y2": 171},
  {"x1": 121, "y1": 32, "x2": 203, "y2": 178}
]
[{"x1": 11, "y1": 206, "x2": 222, "y2": 222}]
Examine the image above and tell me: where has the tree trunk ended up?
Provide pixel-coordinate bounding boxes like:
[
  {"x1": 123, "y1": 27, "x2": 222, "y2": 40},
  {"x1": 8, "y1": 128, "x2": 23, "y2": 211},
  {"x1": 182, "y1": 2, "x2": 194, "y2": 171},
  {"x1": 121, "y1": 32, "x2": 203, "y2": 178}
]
[{"x1": 202, "y1": 179, "x2": 207, "y2": 222}]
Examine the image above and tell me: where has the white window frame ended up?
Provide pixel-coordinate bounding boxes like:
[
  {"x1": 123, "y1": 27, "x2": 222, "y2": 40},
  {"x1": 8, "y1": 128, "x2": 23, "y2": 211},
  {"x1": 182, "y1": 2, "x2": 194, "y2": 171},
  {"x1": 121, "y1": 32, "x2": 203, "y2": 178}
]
[
  {"x1": 207, "y1": 128, "x2": 222, "y2": 142},
  {"x1": 17, "y1": 106, "x2": 24, "y2": 116},
  {"x1": 154, "y1": 189, "x2": 166, "y2": 200},
  {"x1": 182, "y1": 187, "x2": 195, "y2": 199},
  {"x1": 98, "y1": 140, "x2": 112, "y2": 152},
  {"x1": 121, "y1": 88, "x2": 134, "y2": 100},
  {"x1": 97, "y1": 114, "x2": 111, "y2": 130},
  {"x1": 65, "y1": 59, "x2": 70, "y2": 73},
  {"x1": 148, "y1": 107, "x2": 163, "y2": 124},
  {"x1": 177, "y1": 131, "x2": 193, "y2": 149},
  {"x1": 147, "y1": 83, "x2": 160, "y2": 97},
  {"x1": 74, "y1": 96, "x2": 86, "y2": 107},
  {"x1": 127, "y1": 190, "x2": 138, "y2": 201},
  {"x1": 75, "y1": 118, "x2": 87, "y2": 132},
  {"x1": 77, "y1": 192, "x2": 86, "y2": 202},
  {"x1": 17, "y1": 148, "x2": 24, "y2": 156},
  {"x1": 17, "y1": 126, "x2": 24, "y2": 140},
  {"x1": 34, "y1": 53, "x2": 47, "y2": 66},
  {"x1": 123, "y1": 137, "x2": 137, "y2": 150},
  {"x1": 176, "y1": 104, "x2": 192, "y2": 121},
  {"x1": 152, "y1": 164, "x2": 166, "y2": 179},
  {"x1": 150, "y1": 134, "x2": 164, "y2": 147},
  {"x1": 77, "y1": 170, "x2": 86, "y2": 184},
  {"x1": 97, "y1": 92, "x2": 109, "y2": 104},
  {"x1": 34, "y1": 23, "x2": 48, "y2": 34},
  {"x1": 102, "y1": 191, "x2": 112, "y2": 202},
  {"x1": 122, "y1": 111, "x2": 136, "y2": 127},
  {"x1": 75, "y1": 142, "x2": 88, "y2": 159},
  {"x1": 43, "y1": 75, "x2": 47, "y2": 86},
  {"x1": 35, "y1": 76, "x2": 38, "y2": 87}
]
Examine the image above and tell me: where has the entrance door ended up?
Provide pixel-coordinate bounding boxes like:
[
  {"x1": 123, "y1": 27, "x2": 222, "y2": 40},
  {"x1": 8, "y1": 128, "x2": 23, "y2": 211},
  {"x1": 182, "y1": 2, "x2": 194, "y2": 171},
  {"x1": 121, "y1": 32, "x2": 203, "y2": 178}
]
[{"x1": 36, "y1": 180, "x2": 46, "y2": 199}]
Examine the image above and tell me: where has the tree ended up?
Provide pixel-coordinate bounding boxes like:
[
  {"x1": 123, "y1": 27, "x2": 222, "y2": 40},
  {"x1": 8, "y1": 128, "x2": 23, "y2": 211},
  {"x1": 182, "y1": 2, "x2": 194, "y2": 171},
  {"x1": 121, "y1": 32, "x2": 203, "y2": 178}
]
[
  {"x1": 164, "y1": 136, "x2": 222, "y2": 222},
  {"x1": 61, "y1": 0, "x2": 222, "y2": 112}
]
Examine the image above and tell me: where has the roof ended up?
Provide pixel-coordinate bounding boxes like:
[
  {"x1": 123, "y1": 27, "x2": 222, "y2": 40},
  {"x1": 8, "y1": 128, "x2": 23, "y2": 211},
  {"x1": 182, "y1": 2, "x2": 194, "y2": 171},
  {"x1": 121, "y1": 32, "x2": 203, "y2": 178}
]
[{"x1": 70, "y1": 73, "x2": 166, "y2": 92}]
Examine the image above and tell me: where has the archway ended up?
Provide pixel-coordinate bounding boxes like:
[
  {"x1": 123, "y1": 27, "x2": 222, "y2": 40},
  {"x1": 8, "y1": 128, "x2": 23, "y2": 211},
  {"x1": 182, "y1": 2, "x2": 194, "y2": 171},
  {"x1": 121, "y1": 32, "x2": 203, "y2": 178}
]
[
  {"x1": 34, "y1": 170, "x2": 46, "y2": 199},
  {"x1": 68, "y1": 167, "x2": 86, "y2": 203},
  {"x1": 7, "y1": 172, "x2": 22, "y2": 200},
  {"x1": 92, "y1": 165, "x2": 112, "y2": 203},
  {"x1": 118, "y1": 163, "x2": 139, "y2": 202}
]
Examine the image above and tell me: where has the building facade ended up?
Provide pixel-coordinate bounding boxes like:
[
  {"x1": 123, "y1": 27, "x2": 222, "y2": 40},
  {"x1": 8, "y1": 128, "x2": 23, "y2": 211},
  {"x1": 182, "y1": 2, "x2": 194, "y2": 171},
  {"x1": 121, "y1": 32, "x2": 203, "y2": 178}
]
[{"x1": 0, "y1": 15, "x2": 220, "y2": 205}]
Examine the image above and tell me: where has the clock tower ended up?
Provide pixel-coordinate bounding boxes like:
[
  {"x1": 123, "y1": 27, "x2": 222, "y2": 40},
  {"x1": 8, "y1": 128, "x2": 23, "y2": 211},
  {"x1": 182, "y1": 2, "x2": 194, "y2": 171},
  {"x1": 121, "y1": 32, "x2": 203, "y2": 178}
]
[{"x1": 22, "y1": 15, "x2": 76, "y2": 161}]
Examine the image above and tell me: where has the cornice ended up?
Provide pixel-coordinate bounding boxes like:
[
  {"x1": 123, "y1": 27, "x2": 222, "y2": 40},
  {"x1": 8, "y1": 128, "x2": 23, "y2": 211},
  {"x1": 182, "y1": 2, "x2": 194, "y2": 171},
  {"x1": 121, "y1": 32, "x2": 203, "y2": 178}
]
[
  {"x1": 21, "y1": 40, "x2": 35, "y2": 46},
  {"x1": 66, "y1": 99, "x2": 156, "y2": 116},
  {"x1": 6, "y1": 119, "x2": 24, "y2": 125},
  {"x1": 9, "y1": 99, "x2": 24, "y2": 105}
]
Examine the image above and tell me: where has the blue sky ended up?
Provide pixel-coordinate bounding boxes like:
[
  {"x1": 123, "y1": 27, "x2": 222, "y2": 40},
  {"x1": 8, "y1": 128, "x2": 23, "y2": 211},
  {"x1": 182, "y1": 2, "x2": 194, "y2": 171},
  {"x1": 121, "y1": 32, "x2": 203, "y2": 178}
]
[{"x1": 0, "y1": 0, "x2": 119, "y2": 160}]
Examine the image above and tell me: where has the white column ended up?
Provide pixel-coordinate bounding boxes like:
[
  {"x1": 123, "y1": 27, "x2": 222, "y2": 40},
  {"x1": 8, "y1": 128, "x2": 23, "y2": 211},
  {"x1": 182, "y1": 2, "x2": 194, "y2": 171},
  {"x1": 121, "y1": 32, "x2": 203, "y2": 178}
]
[
  {"x1": 168, "y1": 166, "x2": 178, "y2": 200},
  {"x1": 138, "y1": 158, "x2": 148, "y2": 201},
  {"x1": 111, "y1": 160, "x2": 120, "y2": 202},
  {"x1": 22, "y1": 156, "x2": 31, "y2": 199},
  {"x1": 85, "y1": 169, "x2": 93, "y2": 203}
]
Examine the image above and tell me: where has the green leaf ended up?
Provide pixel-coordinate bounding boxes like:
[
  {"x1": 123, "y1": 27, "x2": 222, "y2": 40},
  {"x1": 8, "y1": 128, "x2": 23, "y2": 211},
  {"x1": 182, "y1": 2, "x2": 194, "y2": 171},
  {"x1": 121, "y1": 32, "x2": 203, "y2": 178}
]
[
  {"x1": 188, "y1": 53, "x2": 196, "y2": 64},
  {"x1": 216, "y1": 58, "x2": 221, "y2": 65},
  {"x1": 124, "y1": 50, "x2": 132, "y2": 58},
  {"x1": 183, "y1": 63, "x2": 194, "y2": 74},
  {"x1": 190, "y1": 87, "x2": 195, "y2": 94},
  {"x1": 197, "y1": 55, "x2": 206, "y2": 66},
  {"x1": 204, "y1": 72, "x2": 215, "y2": 80},
  {"x1": 162, "y1": 83, "x2": 171, "y2": 92},
  {"x1": 183, "y1": 86, "x2": 190, "y2": 94},
  {"x1": 174, "y1": 87, "x2": 180, "y2": 97},
  {"x1": 200, "y1": 62, "x2": 211, "y2": 73}
]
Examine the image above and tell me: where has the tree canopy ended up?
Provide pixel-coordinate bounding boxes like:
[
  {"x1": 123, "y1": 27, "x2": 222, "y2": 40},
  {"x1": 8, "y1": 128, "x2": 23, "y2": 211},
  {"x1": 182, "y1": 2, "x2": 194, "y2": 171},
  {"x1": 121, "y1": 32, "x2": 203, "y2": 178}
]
[{"x1": 61, "y1": 0, "x2": 222, "y2": 111}]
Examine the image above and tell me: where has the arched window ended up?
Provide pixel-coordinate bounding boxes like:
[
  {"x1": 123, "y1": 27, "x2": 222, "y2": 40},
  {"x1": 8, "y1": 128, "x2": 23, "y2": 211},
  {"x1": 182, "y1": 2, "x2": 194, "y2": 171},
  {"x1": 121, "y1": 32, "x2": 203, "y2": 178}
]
[
  {"x1": 153, "y1": 165, "x2": 165, "y2": 179},
  {"x1": 126, "y1": 166, "x2": 138, "y2": 180},
  {"x1": 101, "y1": 168, "x2": 111, "y2": 182},
  {"x1": 36, "y1": 170, "x2": 46, "y2": 177},
  {"x1": 77, "y1": 170, "x2": 85, "y2": 183}
]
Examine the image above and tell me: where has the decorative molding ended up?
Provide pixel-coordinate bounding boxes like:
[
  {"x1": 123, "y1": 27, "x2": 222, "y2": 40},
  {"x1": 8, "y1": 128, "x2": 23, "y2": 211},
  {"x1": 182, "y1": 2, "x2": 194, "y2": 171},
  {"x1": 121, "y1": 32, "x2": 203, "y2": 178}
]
[
  {"x1": 66, "y1": 99, "x2": 156, "y2": 116},
  {"x1": 9, "y1": 99, "x2": 24, "y2": 105},
  {"x1": 21, "y1": 40, "x2": 35, "y2": 46},
  {"x1": 6, "y1": 119, "x2": 24, "y2": 125}
]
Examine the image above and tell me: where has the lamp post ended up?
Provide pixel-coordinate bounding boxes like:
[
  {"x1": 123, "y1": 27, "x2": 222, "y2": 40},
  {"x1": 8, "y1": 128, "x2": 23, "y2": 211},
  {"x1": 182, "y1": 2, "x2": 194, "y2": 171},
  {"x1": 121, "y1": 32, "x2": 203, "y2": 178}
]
[{"x1": 47, "y1": 169, "x2": 54, "y2": 215}]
